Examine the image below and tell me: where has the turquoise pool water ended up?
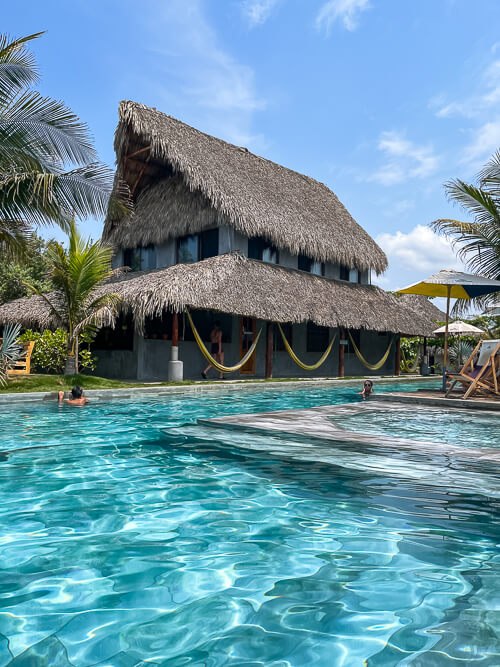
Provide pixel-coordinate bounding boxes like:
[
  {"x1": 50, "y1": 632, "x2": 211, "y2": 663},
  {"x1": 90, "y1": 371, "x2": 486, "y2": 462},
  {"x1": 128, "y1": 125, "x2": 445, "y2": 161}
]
[
  {"x1": 331, "y1": 404, "x2": 500, "y2": 449},
  {"x1": 1, "y1": 379, "x2": 499, "y2": 665}
]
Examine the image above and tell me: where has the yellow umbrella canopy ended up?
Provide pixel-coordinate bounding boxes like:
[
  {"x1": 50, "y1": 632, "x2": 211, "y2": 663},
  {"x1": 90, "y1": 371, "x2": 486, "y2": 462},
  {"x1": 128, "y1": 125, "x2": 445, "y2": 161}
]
[
  {"x1": 397, "y1": 270, "x2": 500, "y2": 370},
  {"x1": 398, "y1": 270, "x2": 500, "y2": 300}
]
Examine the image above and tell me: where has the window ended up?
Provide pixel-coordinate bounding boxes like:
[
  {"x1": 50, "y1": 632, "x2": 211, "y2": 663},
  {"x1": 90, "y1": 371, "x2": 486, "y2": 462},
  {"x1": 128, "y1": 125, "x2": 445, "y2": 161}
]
[
  {"x1": 275, "y1": 323, "x2": 293, "y2": 351},
  {"x1": 177, "y1": 228, "x2": 219, "y2": 263},
  {"x1": 349, "y1": 268, "x2": 359, "y2": 283},
  {"x1": 339, "y1": 264, "x2": 350, "y2": 281},
  {"x1": 248, "y1": 237, "x2": 279, "y2": 264},
  {"x1": 306, "y1": 322, "x2": 329, "y2": 352},
  {"x1": 298, "y1": 254, "x2": 325, "y2": 276},
  {"x1": 123, "y1": 245, "x2": 156, "y2": 271},
  {"x1": 177, "y1": 234, "x2": 199, "y2": 264},
  {"x1": 200, "y1": 228, "x2": 219, "y2": 260}
]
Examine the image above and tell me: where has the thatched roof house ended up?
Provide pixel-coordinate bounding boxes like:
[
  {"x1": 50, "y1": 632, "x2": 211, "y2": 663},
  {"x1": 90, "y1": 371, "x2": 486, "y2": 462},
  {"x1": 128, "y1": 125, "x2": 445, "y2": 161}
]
[
  {"x1": 103, "y1": 101, "x2": 387, "y2": 274},
  {"x1": 0, "y1": 253, "x2": 438, "y2": 336},
  {"x1": 0, "y1": 101, "x2": 443, "y2": 380}
]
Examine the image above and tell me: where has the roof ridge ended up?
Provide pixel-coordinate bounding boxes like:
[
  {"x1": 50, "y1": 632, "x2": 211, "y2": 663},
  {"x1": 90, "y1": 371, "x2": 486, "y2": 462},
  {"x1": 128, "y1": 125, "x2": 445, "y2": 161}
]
[{"x1": 120, "y1": 100, "x2": 331, "y2": 192}]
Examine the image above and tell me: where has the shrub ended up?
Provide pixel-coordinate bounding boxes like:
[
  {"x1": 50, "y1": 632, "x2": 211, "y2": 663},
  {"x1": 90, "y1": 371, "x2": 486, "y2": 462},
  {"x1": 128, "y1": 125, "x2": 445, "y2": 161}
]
[{"x1": 18, "y1": 329, "x2": 97, "y2": 374}]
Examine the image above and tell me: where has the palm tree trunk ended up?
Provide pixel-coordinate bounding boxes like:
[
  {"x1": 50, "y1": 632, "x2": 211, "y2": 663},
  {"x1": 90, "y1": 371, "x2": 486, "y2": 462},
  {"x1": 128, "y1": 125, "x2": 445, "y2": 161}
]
[{"x1": 64, "y1": 354, "x2": 76, "y2": 375}]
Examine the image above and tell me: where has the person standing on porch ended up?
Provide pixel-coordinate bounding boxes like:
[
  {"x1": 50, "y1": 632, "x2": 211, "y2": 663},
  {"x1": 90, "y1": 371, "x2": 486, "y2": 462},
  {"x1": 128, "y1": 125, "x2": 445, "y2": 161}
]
[{"x1": 202, "y1": 321, "x2": 224, "y2": 380}]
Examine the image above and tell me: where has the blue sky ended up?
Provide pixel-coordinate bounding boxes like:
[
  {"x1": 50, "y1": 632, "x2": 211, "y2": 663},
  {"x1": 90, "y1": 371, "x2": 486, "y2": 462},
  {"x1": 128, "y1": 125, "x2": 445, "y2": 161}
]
[{"x1": 4, "y1": 0, "x2": 500, "y2": 293}]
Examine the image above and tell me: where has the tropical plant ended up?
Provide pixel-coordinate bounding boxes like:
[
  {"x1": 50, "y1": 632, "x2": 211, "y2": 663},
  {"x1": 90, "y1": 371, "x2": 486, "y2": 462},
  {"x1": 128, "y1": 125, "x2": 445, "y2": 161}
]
[
  {"x1": 18, "y1": 328, "x2": 97, "y2": 374},
  {"x1": 430, "y1": 150, "x2": 500, "y2": 313},
  {"x1": 0, "y1": 232, "x2": 51, "y2": 304},
  {"x1": 25, "y1": 221, "x2": 120, "y2": 374},
  {"x1": 0, "y1": 323, "x2": 23, "y2": 385},
  {"x1": 0, "y1": 32, "x2": 127, "y2": 255}
]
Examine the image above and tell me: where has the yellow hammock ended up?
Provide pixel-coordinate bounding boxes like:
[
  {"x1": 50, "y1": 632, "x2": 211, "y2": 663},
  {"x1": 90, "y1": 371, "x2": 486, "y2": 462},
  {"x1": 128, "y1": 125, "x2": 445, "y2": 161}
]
[
  {"x1": 401, "y1": 351, "x2": 420, "y2": 374},
  {"x1": 348, "y1": 331, "x2": 394, "y2": 371},
  {"x1": 186, "y1": 311, "x2": 262, "y2": 374},
  {"x1": 277, "y1": 323, "x2": 337, "y2": 371}
]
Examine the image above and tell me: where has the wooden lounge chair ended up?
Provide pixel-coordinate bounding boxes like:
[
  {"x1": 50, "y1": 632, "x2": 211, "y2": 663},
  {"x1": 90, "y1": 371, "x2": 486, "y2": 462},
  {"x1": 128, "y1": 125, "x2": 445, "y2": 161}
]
[
  {"x1": 6, "y1": 340, "x2": 35, "y2": 376},
  {"x1": 446, "y1": 339, "x2": 500, "y2": 399}
]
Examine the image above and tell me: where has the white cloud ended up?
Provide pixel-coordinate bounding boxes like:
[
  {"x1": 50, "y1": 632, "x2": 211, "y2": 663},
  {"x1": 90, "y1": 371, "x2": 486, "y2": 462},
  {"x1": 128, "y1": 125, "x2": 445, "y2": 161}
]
[
  {"x1": 241, "y1": 0, "x2": 280, "y2": 27},
  {"x1": 144, "y1": 0, "x2": 266, "y2": 148},
  {"x1": 433, "y1": 59, "x2": 500, "y2": 119},
  {"x1": 374, "y1": 225, "x2": 466, "y2": 294},
  {"x1": 316, "y1": 0, "x2": 371, "y2": 33},
  {"x1": 368, "y1": 131, "x2": 440, "y2": 185},
  {"x1": 461, "y1": 118, "x2": 500, "y2": 164}
]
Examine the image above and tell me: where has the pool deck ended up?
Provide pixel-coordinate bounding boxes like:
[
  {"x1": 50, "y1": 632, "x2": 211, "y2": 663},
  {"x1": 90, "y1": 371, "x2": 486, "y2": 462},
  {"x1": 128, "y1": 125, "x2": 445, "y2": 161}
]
[
  {"x1": 371, "y1": 390, "x2": 500, "y2": 411},
  {"x1": 199, "y1": 400, "x2": 500, "y2": 463}
]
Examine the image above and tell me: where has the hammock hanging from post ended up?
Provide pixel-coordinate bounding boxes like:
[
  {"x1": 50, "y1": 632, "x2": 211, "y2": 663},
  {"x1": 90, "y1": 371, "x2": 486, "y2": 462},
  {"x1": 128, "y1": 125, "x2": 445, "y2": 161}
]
[
  {"x1": 401, "y1": 350, "x2": 420, "y2": 373},
  {"x1": 277, "y1": 323, "x2": 336, "y2": 371},
  {"x1": 347, "y1": 331, "x2": 394, "y2": 371},
  {"x1": 186, "y1": 311, "x2": 262, "y2": 373}
]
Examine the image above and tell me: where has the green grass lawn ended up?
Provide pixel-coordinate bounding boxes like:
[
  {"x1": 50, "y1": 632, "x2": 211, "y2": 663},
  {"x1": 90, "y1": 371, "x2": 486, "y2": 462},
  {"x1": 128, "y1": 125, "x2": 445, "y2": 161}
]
[{"x1": 0, "y1": 374, "x2": 164, "y2": 393}]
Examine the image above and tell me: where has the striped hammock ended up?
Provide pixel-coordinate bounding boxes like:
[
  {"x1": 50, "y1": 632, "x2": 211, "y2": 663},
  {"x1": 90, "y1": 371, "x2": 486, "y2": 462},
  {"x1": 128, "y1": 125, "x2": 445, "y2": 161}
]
[
  {"x1": 348, "y1": 331, "x2": 394, "y2": 371},
  {"x1": 277, "y1": 323, "x2": 336, "y2": 371},
  {"x1": 186, "y1": 311, "x2": 262, "y2": 373}
]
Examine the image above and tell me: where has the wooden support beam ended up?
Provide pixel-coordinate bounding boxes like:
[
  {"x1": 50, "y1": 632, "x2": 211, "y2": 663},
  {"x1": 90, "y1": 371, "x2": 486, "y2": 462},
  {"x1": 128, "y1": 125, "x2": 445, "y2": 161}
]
[
  {"x1": 126, "y1": 145, "x2": 151, "y2": 160},
  {"x1": 395, "y1": 336, "x2": 401, "y2": 376},
  {"x1": 172, "y1": 312, "x2": 179, "y2": 347},
  {"x1": 130, "y1": 156, "x2": 150, "y2": 196},
  {"x1": 265, "y1": 322, "x2": 274, "y2": 378},
  {"x1": 338, "y1": 328, "x2": 345, "y2": 378}
]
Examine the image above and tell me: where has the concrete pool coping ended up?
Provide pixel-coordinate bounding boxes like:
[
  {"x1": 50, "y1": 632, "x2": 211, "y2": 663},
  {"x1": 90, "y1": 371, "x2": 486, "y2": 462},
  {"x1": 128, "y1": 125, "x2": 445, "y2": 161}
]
[
  {"x1": 199, "y1": 401, "x2": 500, "y2": 463},
  {"x1": 371, "y1": 390, "x2": 500, "y2": 411},
  {"x1": 0, "y1": 374, "x2": 438, "y2": 404}
]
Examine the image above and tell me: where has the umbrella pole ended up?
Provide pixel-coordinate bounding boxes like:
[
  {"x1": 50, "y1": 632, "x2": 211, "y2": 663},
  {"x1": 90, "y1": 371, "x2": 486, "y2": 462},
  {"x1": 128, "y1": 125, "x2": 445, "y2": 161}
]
[{"x1": 442, "y1": 286, "x2": 451, "y2": 391}]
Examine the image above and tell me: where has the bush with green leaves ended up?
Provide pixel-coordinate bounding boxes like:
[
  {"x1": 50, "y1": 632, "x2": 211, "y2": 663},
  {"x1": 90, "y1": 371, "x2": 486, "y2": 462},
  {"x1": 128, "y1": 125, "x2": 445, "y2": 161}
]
[{"x1": 18, "y1": 329, "x2": 96, "y2": 374}]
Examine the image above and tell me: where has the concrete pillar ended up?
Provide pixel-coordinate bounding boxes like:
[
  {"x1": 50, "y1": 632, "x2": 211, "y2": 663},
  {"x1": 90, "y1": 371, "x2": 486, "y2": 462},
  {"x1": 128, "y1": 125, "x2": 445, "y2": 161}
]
[{"x1": 168, "y1": 312, "x2": 183, "y2": 381}]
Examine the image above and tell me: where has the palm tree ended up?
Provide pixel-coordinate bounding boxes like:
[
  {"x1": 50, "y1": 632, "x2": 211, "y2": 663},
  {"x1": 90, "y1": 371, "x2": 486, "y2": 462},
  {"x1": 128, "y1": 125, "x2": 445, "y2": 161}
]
[
  {"x1": 430, "y1": 150, "x2": 500, "y2": 311},
  {"x1": 26, "y1": 221, "x2": 121, "y2": 375},
  {"x1": 0, "y1": 32, "x2": 126, "y2": 255}
]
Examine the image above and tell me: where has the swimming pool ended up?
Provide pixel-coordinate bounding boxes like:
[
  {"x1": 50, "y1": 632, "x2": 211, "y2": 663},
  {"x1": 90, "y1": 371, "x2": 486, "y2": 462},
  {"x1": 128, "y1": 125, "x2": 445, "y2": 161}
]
[
  {"x1": 330, "y1": 403, "x2": 500, "y2": 448},
  {"x1": 1, "y1": 380, "x2": 499, "y2": 665}
]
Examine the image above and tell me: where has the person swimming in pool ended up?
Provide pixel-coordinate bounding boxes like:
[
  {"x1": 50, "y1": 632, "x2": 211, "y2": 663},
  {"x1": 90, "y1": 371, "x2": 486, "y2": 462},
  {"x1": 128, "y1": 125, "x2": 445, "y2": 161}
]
[
  {"x1": 202, "y1": 321, "x2": 224, "y2": 380},
  {"x1": 359, "y1": 380, "x2": 373, "y2": 399},
  {"x1": 58, "y1": 386, "x2": 89, "y2": 406}
]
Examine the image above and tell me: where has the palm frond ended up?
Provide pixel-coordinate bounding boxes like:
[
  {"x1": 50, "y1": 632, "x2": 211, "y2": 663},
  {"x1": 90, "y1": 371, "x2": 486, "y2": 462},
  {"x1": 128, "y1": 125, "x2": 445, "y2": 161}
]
[
  {"x1": 443, "y1": 179, "x2": 500, "y2": 225},
  {"x1": 0, "y1": 164, "x2": 113, "y2": 227},
  {"x1": 0, "y1": 32, "x2": 43, "y2": 105},
  {"x1": 0, "y1": 91, "x2": 97, "y2": 166}
]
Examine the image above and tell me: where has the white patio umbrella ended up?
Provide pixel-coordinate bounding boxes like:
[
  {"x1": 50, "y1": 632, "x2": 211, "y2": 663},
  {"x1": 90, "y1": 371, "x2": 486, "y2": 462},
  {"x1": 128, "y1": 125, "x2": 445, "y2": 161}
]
[{"x1": 432, "y1": 320, "x2": 484, "y2": 366}]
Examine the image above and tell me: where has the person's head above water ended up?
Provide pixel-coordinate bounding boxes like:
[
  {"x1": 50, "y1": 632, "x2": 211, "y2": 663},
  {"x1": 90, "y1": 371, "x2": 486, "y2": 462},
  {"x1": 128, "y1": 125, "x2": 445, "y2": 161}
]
[
  {"x1": 71, "y1": 386, "x2": 83, "y2": 399},
  {"x1": 363, "y1": 380, "x2": 373, "y2": 392}
]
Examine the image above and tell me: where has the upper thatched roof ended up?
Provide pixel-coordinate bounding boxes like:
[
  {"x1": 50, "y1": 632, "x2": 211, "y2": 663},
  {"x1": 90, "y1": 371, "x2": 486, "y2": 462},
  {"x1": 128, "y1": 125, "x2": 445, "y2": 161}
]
[
  {"x1": 103, "y1": 101, "x2": 388, "y2": 274},
  {"x1": 0, "y1": 253, "x2": 437, "y2": 336}
]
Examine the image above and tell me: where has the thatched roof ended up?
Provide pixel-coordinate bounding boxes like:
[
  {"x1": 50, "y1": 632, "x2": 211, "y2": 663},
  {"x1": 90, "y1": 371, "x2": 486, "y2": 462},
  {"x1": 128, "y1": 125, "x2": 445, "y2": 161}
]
[
  {"x1": 103, "y1": 101, "x2": 388, "y2": 274},
  {"x1": 396, "y1": 294, "x2": 446, "y2": 328},
  {"x1": 0, "y1": 253, "x2": 437, "y2": 336}
]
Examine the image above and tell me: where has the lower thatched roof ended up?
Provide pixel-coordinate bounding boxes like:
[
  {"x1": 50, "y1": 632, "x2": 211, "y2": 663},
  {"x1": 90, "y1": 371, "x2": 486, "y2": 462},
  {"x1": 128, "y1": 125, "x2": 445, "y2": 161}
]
[
  {"x1": 395, "y1": 294, "x2": 446, "y2": 327},
  {"x1": 0, "y1": 253, "x2": 437, "y2": 335}
]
